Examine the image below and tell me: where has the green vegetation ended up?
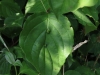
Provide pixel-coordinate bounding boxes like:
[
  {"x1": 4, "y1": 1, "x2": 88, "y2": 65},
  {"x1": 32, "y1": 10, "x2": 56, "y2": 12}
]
[{"x1": 0, "y1": 0, "x2": 100, "y2": 75}]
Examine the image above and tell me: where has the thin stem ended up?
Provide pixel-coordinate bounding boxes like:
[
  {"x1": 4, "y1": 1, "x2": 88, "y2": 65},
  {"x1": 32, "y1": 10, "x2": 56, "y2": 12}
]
[
  {"x1": 0, "y1": 35, "x2": 9, "y2": 51},
  {"x1": 63, "y1": 64, "x2": 65, "y2": 75},
  {"x1": 40, "y1": 0, "x2": 48, "y2": 13},
  {"x1": 85, "y1": 55, "x2": 88, "y2": 66},
  {"x1": 93, "y1": 53, "x2": 100, "y2": 67},
  {"x1": 14, "y1": 66, "x2": 17, "y2": 75},
  {"x1": 73, "y1": 40, "x2": 88, "y2": 52}
]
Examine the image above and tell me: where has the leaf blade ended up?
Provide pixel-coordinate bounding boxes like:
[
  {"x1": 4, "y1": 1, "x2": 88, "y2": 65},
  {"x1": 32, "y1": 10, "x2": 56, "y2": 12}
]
[{"x1": 19, "y1": 13, "x2": 74, "y2": 75}]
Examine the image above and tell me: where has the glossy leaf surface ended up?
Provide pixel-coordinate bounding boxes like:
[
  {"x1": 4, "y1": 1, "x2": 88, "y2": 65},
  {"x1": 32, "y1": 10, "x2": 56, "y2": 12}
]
[
  {"x1": 19, "y1": 13, "x2": 74, "y2": 75},
  {"x1": 25, "y1": 0, "x2": 50, "y2": 13},
  {"x1": 48, "y1": 0, "x2": 98, "y2": 14}
]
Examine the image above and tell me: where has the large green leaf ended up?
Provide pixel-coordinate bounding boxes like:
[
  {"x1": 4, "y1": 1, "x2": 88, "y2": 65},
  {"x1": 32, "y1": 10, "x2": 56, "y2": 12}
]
[
  {"x1": 19, "y1": 13, "x2": 74, "y2": 75},
  {"x1": 25, "y1": 0, "x2": 50, "y2": 13},
  {"x1": 0, "y1": 0, "x2": 21, "y2": 17},
  {"x1": 48, "y1": 0, "x2": 98, "y2": 14},
  {"x1": 73, "y1": 10, "x2": 97, "y2": 34}
]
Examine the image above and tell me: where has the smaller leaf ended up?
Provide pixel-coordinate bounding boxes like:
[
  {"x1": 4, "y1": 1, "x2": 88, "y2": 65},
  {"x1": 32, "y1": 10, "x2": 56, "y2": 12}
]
[
  {"x1": 5, "y1": 51, "x2": 16, "y2": 65},
  {"x1": 73, "y1": 10, "x2": 97, "y2": 34},
  {"x1": 0, "y1": 0, "x2": 22, "y2": 17},
  {"x1": 4, "y1": 13, "x2": 24, "y2": 27},
  {"x1": 80, "y1": 7, "x2": 98, "y2": 21},
  {"x1": 14, "y1": 59, "x2": 22, "y2": 66}
]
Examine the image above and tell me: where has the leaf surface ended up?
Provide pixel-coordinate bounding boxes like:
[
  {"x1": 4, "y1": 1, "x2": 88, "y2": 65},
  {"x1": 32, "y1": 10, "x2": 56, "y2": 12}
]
[
  {"x1": 19, "y1": 13, "x2": 74, "y2": 75},
  {"x1": 5, "y1": 51, "x2": 15, "y2": 65},
  {"x1": 0, "y1": 0, "x2": 21, "y2": 17},
  {"x1": 48, "y1": 0, "x2": 98, "y2": 14},
  {"x1": 0, "y1": 52, "x2": 11, "y2": 74},
  {"x1": 73, "y1": 10, "x2": 97, "y2": 34},
  {"x1": 25, "y1": 0, "x2": 50, "y2": 13}
]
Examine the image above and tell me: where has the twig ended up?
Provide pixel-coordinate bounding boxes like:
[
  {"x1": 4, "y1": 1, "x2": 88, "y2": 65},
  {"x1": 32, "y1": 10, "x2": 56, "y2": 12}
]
[
  {"x1": 73, "y1": 40, "x2": 88, "y2": 52},
  {"x1": 63, "y1": 64, "x2": 65, "y2": 75},
  {"x1": 93, "y1": 53, "x2": 100, "y2": 67},
  {"x1": 14, "y1": 66, "x2": 17, "y2": 75}
]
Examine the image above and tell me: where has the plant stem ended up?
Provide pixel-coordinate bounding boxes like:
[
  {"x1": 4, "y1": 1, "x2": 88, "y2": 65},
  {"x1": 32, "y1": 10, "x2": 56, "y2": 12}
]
[
  {"x1": 93, "y1": 53, "x2": 100, "y2": 67},
  {"x1": 73, "y1": 40, "x2": 88, "y2": 52},
  {"x1": 14, "y1": 66, "x2": 17, "y2": 75},
  {"x1": 63, "y1": 64, "x2": 65, "y2": 75}
]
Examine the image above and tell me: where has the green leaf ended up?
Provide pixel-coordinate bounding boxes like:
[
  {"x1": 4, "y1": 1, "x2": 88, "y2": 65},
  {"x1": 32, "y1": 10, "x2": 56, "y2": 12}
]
[
  {"x1": 80, "y1": 7, "x2": 98, "y2": 21},
  {"x1": 0, "y1": 0, "x2": 21, "y2": 17},
  {"x1": 14, "y1": 59, "x2": 22, "y2": 66},
  {"x1": 4, "y1": 13, "x2": 24, "y2": 27},
  {"x1": 0, "y1": 52, "x2": 11, "y2": 74},
  {"x1": 25, "y1": 0, "x2": 50, "y2": 13},
  {"x1": 73, "y1": 10, "x2": 97, "y2": 34},
  {"x1": 5, "y1": 51, "x2": 16, "y2": 65},
  {"x1": 65, "y1": 70, "x2": 81, "y2": 75},
  {"x1": 19, "y1": 61, "x2": 38, "y2": 75},
  {"x1": 75, "y1": 66, "x2": 95, "y2": 75},
  {"x1": 13, "y1": 46, "x2": 25, "y2": 58},
  {"x1": 48, "y1": 0, "x2": 98, "y2": 14},
  {"x1": 19, "y1": 13, "x2": 74, "y2": 75}
]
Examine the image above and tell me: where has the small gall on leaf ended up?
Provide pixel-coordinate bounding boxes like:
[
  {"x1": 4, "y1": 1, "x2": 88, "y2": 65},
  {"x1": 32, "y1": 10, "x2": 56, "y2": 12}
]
[
  {"x1": 44, "y1": 44, "x2": 47, "y2": 47},
  {"x1": 46, "y1": 28, "x2": 50, "y2": 34}
]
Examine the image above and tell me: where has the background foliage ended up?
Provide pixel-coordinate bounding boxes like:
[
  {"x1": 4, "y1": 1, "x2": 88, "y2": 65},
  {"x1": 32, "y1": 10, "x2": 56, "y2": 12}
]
[{"x1": 0, "y1": 0, "x2": 100, "y2": 75}]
